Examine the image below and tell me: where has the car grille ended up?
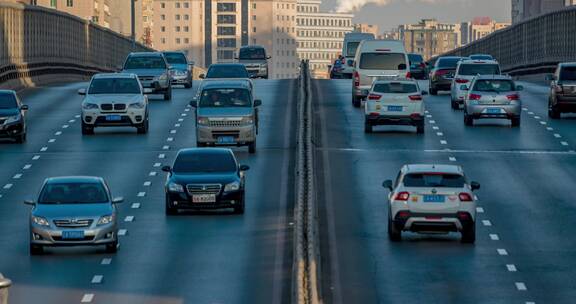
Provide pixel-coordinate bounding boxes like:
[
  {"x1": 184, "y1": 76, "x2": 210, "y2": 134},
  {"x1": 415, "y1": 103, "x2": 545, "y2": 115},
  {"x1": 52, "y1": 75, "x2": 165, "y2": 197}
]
[
  {"x1": 564, "y1": 85, "x2": 576, "y2": 94},
  {"x1": 139, "y1": 76, "x2": 154, "y2": 81},
  {"x1": 53, "y1": 219, "x2": 93, "y2": 228},
  {"x1": 100, "y1": 103, "x2": 127, "y2": 112},
  {"x1": 209, "y1": 120, "x2": 243, "y2": 127},
  {"x1": 186, "y1": 184, "x2": 222, "y2": 195}
]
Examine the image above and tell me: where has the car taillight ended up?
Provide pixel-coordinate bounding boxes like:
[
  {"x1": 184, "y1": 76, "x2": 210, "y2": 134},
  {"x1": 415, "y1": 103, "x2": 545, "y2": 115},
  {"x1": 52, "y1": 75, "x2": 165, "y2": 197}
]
[
  {"x1": 408, "y1": 95, "x2": 422, "y2": 101},
  {"x1": 353, "y1": 71, "x2": 360, "y2": 87},
  {"x1": 406, "y1": 72, "x2": 412, "y2": 79},
  {"x1": 458, "y1": 193, "x2": 473, "y2": 202},
  {"x1": 368, "y1": 93, "x2": 381, "y2": 100},
  {"x1": 506, "y1": 94, "x2": 520, "y2": 101},
  {"x1": 394, "y1": 192, "x2": 410, "y2": 201},
  {"x1": 455, "y1": 78, "x2": 469, "y2": 84},
  {"x1": 435, "y1": 70, "x2": 449, "y2": 76},
  {"x1": 420, "y1": 63, "x2": 426, "y2": 68},
  {"x1": 469, "y1": 94, "x2": 482, "y2": 100},
  {"x1": 555, "y1": 85, "x2": 563, "y2": 93}
]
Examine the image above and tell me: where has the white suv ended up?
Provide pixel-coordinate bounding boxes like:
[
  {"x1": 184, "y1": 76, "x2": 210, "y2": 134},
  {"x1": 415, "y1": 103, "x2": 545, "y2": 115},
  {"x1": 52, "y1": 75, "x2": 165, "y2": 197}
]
[
  {"x1": 79, "y1": 73, "x2": 150, "y2": 135},
  {"x1": 364, "y1": 78, "x2": 426, "y2": 133},
  {"x1": 382, "y1": 164, "x2": 480, "y2": 243},
  {"x1": 450, "y1": 59, "x2": 500, "y2": 109}
]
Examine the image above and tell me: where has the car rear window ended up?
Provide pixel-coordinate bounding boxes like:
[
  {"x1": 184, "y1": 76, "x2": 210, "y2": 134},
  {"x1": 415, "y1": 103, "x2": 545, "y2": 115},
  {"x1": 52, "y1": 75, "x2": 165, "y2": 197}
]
[
  {"x1": 0, "y1": 92, "x2": 17, "y2": 109},
  {"x1": 408, "y1": 54, "x2": 423, "y2": 64},
  {"x1": 458, "y1": 64, "x2": 500, "y2": 76},
  {"x1": 560, "y1": 66, "x2": 576, "y2": 81},
  {"x1": 124, "y1": 56, "x2": 166, "y2": 69},
  {"x1": 346, "y1": 42, "x2": 360, "y2": 57},
  {"x1": 473, "y1": 79, "x2": 515, "y2": 92},
  {"x1": 199, "y1": 88, "x2": 251, "y2": 107},
  {"x1": 164, "y1": 53, "x2": 187, "y2": 64},
  {"x1": 437, "y1": 58, "x2": 461, "y2": 69},
  {"x1": 403, "y1": 173, "x2": 465, "y2": 188},
  {"x1": 173, "y1": 152, "x2": 237, "y2": 173},
  {"x1": 206, "y1": 66, "x2": 249, "y2": 78},
  {"x1": 359, "y1": 53, "x2": 406, "y2": 70},
  {"x1": 39, "y1": 182, "x2": 109, "y2": 204},
  {"x1": 239, "y1": 47, "x2": 266, "y2": 60},
  {"x1": 88, "y1": 78, "x2": 141, "y2": 94},
  {"x1": 373, "y1": 82, "x2": 418, "y2": 94}
]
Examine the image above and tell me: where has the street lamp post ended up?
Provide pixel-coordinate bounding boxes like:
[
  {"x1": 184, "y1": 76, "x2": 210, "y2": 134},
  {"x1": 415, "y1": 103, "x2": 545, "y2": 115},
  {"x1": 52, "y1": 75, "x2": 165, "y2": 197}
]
[{"x1": 131, "y1": 0, "x2": 136, "y2": 50}]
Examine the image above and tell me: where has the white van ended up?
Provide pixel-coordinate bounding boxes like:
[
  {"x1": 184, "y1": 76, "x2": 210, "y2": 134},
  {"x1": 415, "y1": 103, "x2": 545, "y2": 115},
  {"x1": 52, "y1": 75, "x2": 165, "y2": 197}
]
[
  {"x1": 352, "y1": 40, "x2": 410, "y2": 107},
  {"x1": 341, "y1": 32, "x2": 375, "y2": 79}
]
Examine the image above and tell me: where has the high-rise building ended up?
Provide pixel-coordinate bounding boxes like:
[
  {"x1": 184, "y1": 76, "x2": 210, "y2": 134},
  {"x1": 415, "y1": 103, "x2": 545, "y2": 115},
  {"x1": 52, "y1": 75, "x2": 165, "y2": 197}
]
[
  {"x1": 512, "y1": 0, "x2": 575, "y2": 23},
  {"x1": 460, "y1": 17, "x2": 510, "y2": 44},
  {"x1": 296, "y1": 0, "x2": 353, "y2": 78},
  {"x1": 399, "y1": 19, "x2": 458, "y2": 60},
  {"x1": 353, "y1": 23, "x2": 380, "y2": 38}
]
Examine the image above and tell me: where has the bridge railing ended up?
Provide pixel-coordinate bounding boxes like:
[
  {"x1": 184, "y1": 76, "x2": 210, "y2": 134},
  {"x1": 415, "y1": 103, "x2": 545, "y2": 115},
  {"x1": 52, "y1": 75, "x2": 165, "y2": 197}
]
[
  {"x1": 0, "y1": 2, "x2": 152, "y2": 90},
  {"x1": 435, "y1": 6, "x2": 576, "y2": 76}
]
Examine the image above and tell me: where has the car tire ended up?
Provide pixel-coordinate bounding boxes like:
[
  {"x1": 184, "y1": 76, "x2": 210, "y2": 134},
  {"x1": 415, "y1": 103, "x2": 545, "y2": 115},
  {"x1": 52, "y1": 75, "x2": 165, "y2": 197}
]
[
  {"x1": 429, "y1": 87, "x2": 438, "y2": 95},
  {"x1": 416, "y1": 122, "x2": 425, "y2": 134},
  {"x1": 234, "y1": 194, "x2": 245, "y2": 214},
  {"x1": 136, "y1": 115, "x2": 149, "y2": 134},
  {"x1": 105, "y1": 240, "x2": 118, "y2": 253},
  {"x1": 15, "y1": 132, "x2": 26, "y2": 143},
  {"x1": 29, "y1": 244, "x2": 43, "y2": 255},
  {"x1": 388, "y1": 216, "x2": 402, "y2": 242},
  {"x1": 352, "y1": 96, "x2": 361, "y2": 108},
  {"x1": 364, "y1": 121, "x2": 373, "y2": 133},
  {"x1": 165, "y1": 196, "x2": 178, "y2": 215},
  {"x1": 184, "y1": 81, "x2": 193, "y2": 89},
  {"x1": 248, "y1": 140, "x2": 256, "y2": 154},
  {"x1": 511, "y1": 117, "x2": 521, "y2": 127},
  {"x1": 451, "y1": 99, "x2": 459, "y2": 110},
  {"x1": 164, "y1": 86, "x2": 172, "y2": 101},
  {"x1": 81, "y1": 122, "x2": 94, "y2": 135},
  {"x1": 464, "y1": 113, "x2": 473, "y2": 126},
  {"x1": 461, "y1": 222, "x2": 476, "y2": 244},
  {"x1": 548, "y1": 101, "x2": 561, "y2": 119}
]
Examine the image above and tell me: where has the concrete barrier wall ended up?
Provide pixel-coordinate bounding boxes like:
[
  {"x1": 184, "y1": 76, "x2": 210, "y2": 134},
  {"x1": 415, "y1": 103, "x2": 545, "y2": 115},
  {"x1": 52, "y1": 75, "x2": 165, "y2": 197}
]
[{"x1": 0, "y1": 2, "x2": 152, "y2": 90}]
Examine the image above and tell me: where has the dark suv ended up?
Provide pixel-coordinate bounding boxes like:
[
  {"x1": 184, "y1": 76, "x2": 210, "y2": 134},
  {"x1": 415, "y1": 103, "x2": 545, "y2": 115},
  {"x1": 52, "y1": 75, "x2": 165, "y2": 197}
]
[
  {"x1": 0, "y1": 90, "x2": 28, "y2": 143},
  {"x1": 429, "y1": 56, "x2": 462, "y2": 95},
  {"x1": 162, "y1": 148, "x2": 250, "y2": 214},
  {"x1": 548, "y1": 63, "x2": 576, "y2": 119}
]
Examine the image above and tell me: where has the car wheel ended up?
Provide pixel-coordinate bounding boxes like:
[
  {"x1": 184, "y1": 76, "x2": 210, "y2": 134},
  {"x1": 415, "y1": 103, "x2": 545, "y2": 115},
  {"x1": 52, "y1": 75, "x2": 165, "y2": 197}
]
[
  {"x1": 29, "y1": 244, "x2": 43, "y2": 255},
  {"x1": 105, "y1": 240, "x2": 118, "y2": 253},
  {"x1": 548, "y1": 101, "x2": 561, "y2": 119},
  {"x1": 364, "y1": 121, "x2": 373, "y2": 133},
  {"x1": 164, "y1": 86, "x2": 172, "y2": 101},
  {"x1": 234, "y1": 194, "x2": 245, "y2": 214},
  {"x1": 464, "y1": 113, "x2": 473, "y2": 126},
  {"x1": 165, "y1": 197, "x2": 178, "y2": 215},
  {"x1": 15, "y1": 133, "x2": 26, "y2": 143},
  {"x1": 416, "y1": 122, "x2": 425, "y2": 134},
  {"x1": 388, "y1": 216, "x2": 402, "y2": 242},
  {"x1": 81, "y1": 122, "x2": 94, "y2": 135},
  {"x1": 451, "y1": 99, "x2": 459, "y2": 110},
  {"x1": 184, "y1": 81, "x2": 193, "y2": 89},
  {"x1": 429, "y1": 87, "x2": 438, "y2": 95},
  {"x1": 352, "y1": 96, "x2": 361, "y2": 108},
  {"x1": 511, "y1": 117, "x2": 521, "y2": 127},
  {"x1": 137, "y1": 116, "x2": 149, "y2": 134},
  {"x1": 461, "y1": 222, "x2": 476, "y2": 244},
  {"x1": 248, "y1": 140, "x2": 256, "y2": 154}
]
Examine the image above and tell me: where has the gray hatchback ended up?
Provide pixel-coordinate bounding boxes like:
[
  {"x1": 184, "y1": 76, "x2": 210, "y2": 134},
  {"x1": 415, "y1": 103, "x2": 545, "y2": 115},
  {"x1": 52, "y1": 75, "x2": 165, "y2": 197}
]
[{"x1": 25, "y1": 176, "x2": 123, "y2": 255}]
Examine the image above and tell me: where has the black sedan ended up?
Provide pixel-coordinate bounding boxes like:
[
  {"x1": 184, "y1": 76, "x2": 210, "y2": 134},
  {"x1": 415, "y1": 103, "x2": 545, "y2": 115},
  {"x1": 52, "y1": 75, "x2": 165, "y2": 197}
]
[
  {"x1": 0, "y1": 90, "x2": 28, "y2": 143},
  {"x1": 162, "y1": 148, "x2": 249, "y2": 215}
]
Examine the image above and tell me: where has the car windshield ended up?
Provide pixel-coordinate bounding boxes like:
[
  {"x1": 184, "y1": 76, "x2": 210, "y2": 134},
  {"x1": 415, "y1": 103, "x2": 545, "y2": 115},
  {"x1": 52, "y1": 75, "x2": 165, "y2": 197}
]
[
  {"x1": 206, "y1": 66, "x2": 249, "y2": 78},
  {"x1": 346, "y1": 42, "x2": 360, "y2": 57},
  {"x1": 473, "y1": 79, "x2": 515, "y2": 92},
  {"x1": 0, "y1": 93, "x2": 17, "y2": 109},
  {"x1": 39, "y1": 182, "x2": 109, "y2": 204},
  {"x1": 360, "y1": 53, "x2": 406, "y2": 70},
  {"x1": 239, "y1": 48, "x2": 266, "y2": 60},
  {"x1": 173, "y1": 152, "x2": 237, "y2": 173},
  {"x1": 164, "y1": 53, "x2": 187, "y2": 64},
  {"x1": 437, "y1": 58, "x2": 461, "y2": 69},
  {"x1": 408, "y1": 54, "x2": 423, "y2": 64},
  {"x1": 88, "y1": 78, "x2": 141, "y2": 94},
  {"x1": 199, "y1": 88, "x2": 251, "y2": 107},
  {"x1": 373, "y1": 82, "x2": 418, "y2": 94},
  {"x1": 458, "y1": 64, "x2": 500, "y2": 76},
  {"x1": 124, "y1": 56, "x2": 166, "y2": 69},
  {"x1": 403, "y1": 173, "x2": 466, "y2": 188},
  {"x1": 560, "y1": 66, "x2": 576, "y2": 81}
]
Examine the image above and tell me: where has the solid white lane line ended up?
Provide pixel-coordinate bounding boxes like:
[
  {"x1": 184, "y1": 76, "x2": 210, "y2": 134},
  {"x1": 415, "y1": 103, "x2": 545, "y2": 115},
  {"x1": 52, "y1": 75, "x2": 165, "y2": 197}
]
[
  {"x1": 436, "y1": 132, "x2": 444, "y2": 136},
  {"x1": 137, "y1": 192, "x2": 146, "y2": 197},
  {"x1": 40, "y1": 147, "x2": 48, "y2": 152},
  {"x1": 81, "y1": 294, "x2": 94, "y2": 303},
  {"x1": 497, "y1": 248, "x2": 508, "y2": 256},
  {"x1": 55, "y1": 131, "x2": 62, "y2": 136},
  {"x1": 158, "y1": 154, "x2": 166, "y2": 159},
  {"x1": 162, "y1": 145, "x2": 170, "y2": 150},
  {"x1": 449, "y1": 157, "x2": 457, "y2": 162},
  {"x1": 554, "y1": 134, "x2": 562, "y2": 138},
  {"x1": 167, "y1": 137, "x2": 174, "y2": 142},
  {"x1": 101, "y1": 258, "x2": 112, "y2": 265},
  {"x1": 149, "y1": 171, "x2": 157, "y2": 176},
  {"x1": 440, "y1": 140, "x2": 447, "y2": 145},
  {"x1": 143, "y1": 181, "x2": 151, "y2": 187},
  {"x1": 3, "y1": 184, "x2": 13, "y2": 190},
  {"x1": 489, "y1": 234, "x2": 500, "y2": 241},
  {"x1": 13, "y1": 174, "x2": 22, "y2": 179},
  {"x1": 482, "y1": 220, "x2": 492, "y2": 226},
  {"x1": 561, "y1": 141, "x2": 569, "y2": 146},
  {"x1": 91, "y1": 275, "x2": 103, "y2": 284},
  {"x1": 154, "y1": 163, "x2": 161, "y2": 167},
  {"x1": 515, "y1": 282, "x2": 527, "y2": 291},
  {"x1": 131, "y1": 203, "x2": 141, "y2": 209},
  {"x1": 23, "y1": 164, "x2": 32, "y2": 170},
  {"x1": 476, "y1": 207, "x2": 484, "y2": 213},
  {"x1": 506, "y1": 264, "x2": 517, "y2": 272},
  {"x1": 32, "y1": 155, "x2": 40, "y2": 160},
  {"x1": 48, "y1": 139, "x2": 55, "y2": 143},
  {"x1": 118, "y1": 229, "x2": 128, "y2": 236},
  {"x1": 124, "y1": 216, "x2": 134, "y2": 222}
]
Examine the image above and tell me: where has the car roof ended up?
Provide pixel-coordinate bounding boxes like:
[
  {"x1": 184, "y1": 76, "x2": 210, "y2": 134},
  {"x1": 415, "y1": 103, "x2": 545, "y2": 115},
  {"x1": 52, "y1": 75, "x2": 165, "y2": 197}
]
[
  {"x1": 45, "y1": 176, "x2": 104, "y2": 184},
  {"x1": 162, "y1": 51, "x2": 185, "y2": 54},
  {"x1": 559, "y1": 62, "x2": 576, "y2": 67},
  {"x1": 438, "y1": 56, "x2": 462, "y2": 60},
  {"x1": 459, "y1": 59, "x2": 499, "y2": 65},
  {"x1": 402, "y1": 164, "x2": 464, "y2": 175},
  {"x1": 128, "y1": 52, "x2": 164, "y2": 57},
  {"x1": 92, "y1": 73, "x2": 137, "y2": 79},
  {"x1": 0, "y1": 90, "x2": 16, "y2": 95},
  {"x1": 177, "y1": 148, "x2": 234, "y2": 157},
  {"x1": 239, "y1": 45, "x2": 265, "y2": 49},
  {"x1": 201, "y1": 80, "x2": 251, "y2": 90},
  {"x1": 209, "y1": 63, "x2": 247, "y2": 68}
]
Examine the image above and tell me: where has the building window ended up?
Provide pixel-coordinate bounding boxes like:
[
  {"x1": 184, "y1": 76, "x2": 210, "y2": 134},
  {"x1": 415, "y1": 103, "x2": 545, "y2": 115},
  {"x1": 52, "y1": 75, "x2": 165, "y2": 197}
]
[
  {"x1": 252, "y1": 3, "x2": 256, "y2": 9},
  {"x1": 50, "y1": 0, "x2": 57, "y2": 7},
  {"x1": 184, "y1": 38, "x2": 189, "y2": 44},
  {"x1": 161, "y1": 26, "x2": 166, "y2": 32},
  {"x1": 161, "y1": 14, "x2": 166, "y2": 20},
  {"x1": 217, "y1": 3, "x2": 236, "y2": 12},
  {"x1": 66, "y1": 0, "x2": 73, "y2": 7},
  {"x1": 184, "y1": 26, "x2": 189, "y2": 32},
  {"x1": 176, "y1": 38, "x2": 181, "y2": 44},
  {"x1": 184, "y1": 14, "x2": 189, "y2": 20},
  {"x1": 217, "y1": 38, "x2": 236, "y2": 47},
  {"x1": 252, "y1": 15, "x2": 256, "y2": 21},
  {"x1": 217, "y1": 15, "x2": 236, "y2": 24},
  {"x1": 175, "y1": 14, "x2": 181, "y2": 20},
  {"x1": 184, "y1": 2, "x2": 189, "y2": 8},
  {"x1": 176, "y1": 26, "x2": 181, "y2": 32},
  {"x1": 161, "y1": 2, "x2": 165, "y2": 9},
  {"x1": 253, "y1": 27, "x2": 256, "y2": 33},
  {"x1": 253, "y1": 38, "x2": 257, "y2": 44},
  {"x1": 175, "y1": 2, "x2": 180, "y2": 8},
  {"x1": 161, "y1": 38, "x2": 166, "y2": 44},
  {"x1": 217, "y1": 26, "x2": 236, "y2": 35}
]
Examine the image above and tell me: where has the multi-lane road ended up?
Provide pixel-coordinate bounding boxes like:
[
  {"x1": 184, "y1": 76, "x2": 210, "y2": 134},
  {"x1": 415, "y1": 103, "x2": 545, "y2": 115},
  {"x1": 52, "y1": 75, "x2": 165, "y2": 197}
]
[{"x1": 1, "y1": 77, "x2": 576, "y2": 304}]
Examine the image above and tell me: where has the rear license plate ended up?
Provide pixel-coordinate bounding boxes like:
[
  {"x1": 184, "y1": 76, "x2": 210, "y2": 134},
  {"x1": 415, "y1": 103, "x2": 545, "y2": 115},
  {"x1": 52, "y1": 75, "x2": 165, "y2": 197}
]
[
  {"x1": 106, "y1": 115, "x2": 122, "y2": 121},
  {"x1": 62, "y1": 230, "x2": 85, "y2": 239},
  {"x1": 423, "y1": 195, "x2": 445, "y2": 203},
  {"x1": 192, "y1": 194, "x2": 216, "y2": 203},
  {"x1": 387, "y1": 106, "x2": 403, "y2": 112},
  {"x1": 217, "y1": 136, "x2": 235, "y2": 144},
  {"x1": 486, "y1": 108, "x2": 502, "y2": 114}
]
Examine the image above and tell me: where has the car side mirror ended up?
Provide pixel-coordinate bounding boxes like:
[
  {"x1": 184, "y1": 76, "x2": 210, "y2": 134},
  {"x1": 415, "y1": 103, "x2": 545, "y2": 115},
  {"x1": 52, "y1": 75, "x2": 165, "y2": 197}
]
[
  {"x1": 421, "y1": 90, "x2": 428, "y2": 96},
  {"x1": 460, "y1": 85, "x2": 469, "y2": 90},
  {"x1": 112, "y1": 197, "x2": 124, "y2": 204},
  {"x1": 398, "y1": 63, "x2": 407, "y2": 70},
  {"x1": 78, "y1": 88, "x2": 86, "y2": 95},
  {"x1": 249, "y1": 75, "x2": 258, "y2": 79},
  {"x1": 470, "y1": 181, "x2": 480, "y2": 191},
  {"x1": 24, "y1": 199, "x2": 35, "y2": 206},
  {"x1": 254, "y1": 99, "x2": 262, "y2": 107},
  {"x1": 189, "y1": 98, "x2": 197, "y2": 107},
  {"x1": 239, "y1": 165, "x2": 250, "y2": 171},
  {"x1": 20, "y1": 104, "x2": 29, "y2": 111},
  {"x1": 199, "y1": 74, "x2": 205, "y2": 79},
  {"x1": 143, "y1": 88, "x2": 153, "y2": 94},
  {"x1": 188, "y1": 62, "x2": 195, "y2": 66},
  {"x1": 266, "y1": 56, "x2": 272, "y2": 59},
  {"x1": 516, "y1": 85, "x2": 524, "y2": 91},
  {"x1": 162, "y1": 166, "x2": 172, "y2": 172},
  {"x1": 382, "y1": 180, "x2": 393, "y2": 191}
]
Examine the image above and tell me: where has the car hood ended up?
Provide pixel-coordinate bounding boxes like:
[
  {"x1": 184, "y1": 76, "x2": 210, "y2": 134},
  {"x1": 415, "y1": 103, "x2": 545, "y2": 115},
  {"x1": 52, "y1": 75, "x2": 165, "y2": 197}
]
[
  {"x1": 197, "y1": 107, "x2": 253, "y2": 117},
  {"x1": 170, "y1": 172, "x2": 239, "y2": 185},
  {"x1": 84, "y1": 94, "x2": 143, "y2": 104},
  {"x1": 170, "y1": 63, "x2": 189, "y2": 71},
  {"x1": 33, "y1": 203, "x2": 113, "y2": 219},
  {"x1": 122, "y1": 69, "x2": 166, "y2": 77},
  {"x1": 0, "y1": 109, "x2": 19, "y2": 117}
]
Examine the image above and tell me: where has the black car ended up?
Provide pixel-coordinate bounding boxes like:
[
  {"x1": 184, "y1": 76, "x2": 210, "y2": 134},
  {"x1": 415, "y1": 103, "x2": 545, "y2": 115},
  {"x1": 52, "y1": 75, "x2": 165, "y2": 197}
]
[
  {"x1": 0, "y1": 90, "x2": 28, "y2": 143},
  {"x1": 162, "y1": 148, "x2": 249, "y2": 215},
  {"x1": 408, "y1": 53, "x2": 427, "y2": 80},
  {"x1": 429, "y1": 56, "x2": 462, "y2": 95},
  {"x1": 201, "y1": 63, "x2": 251, "y2": 79}
]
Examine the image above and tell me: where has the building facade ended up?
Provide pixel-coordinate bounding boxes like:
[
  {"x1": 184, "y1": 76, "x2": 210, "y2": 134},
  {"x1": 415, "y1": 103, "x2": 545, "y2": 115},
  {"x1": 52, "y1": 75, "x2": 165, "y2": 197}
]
[
  {"x1": 460, "y1": 17, "x2": 510, "y2": 45},
  {"x1": 400, "y1": 19, "x2": 459, "y2": 60},
  {"x1": 353, "y1": 23, "x2": 379, "y2": 38}
]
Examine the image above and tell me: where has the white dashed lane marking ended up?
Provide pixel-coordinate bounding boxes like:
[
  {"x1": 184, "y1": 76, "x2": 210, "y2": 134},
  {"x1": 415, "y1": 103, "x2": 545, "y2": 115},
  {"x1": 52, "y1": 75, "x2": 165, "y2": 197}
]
[
  {"x1": 23, "y1": 164, "x2": 32, "y2": 170},
  {"x1": 143, "y1": 181, "x2": 151, "y2": 187},
  {"x1": 515, "y1": 282, "x2": 527, "y2": 291},
  {"x1": 506, "y1": 264, "x2": 517, "y2": 272},
  {"x1": 118, "y1": 229, "x2": 128, "y2": 236},
  {"x1": 62, "y1": 124, "x2": 69, "y2": 129},
  {"x1": 167, "y1": 137, "x2": 174, "y2": 142},
  {"x1": 175, "y1": 123, "x2": 181, "y2": 127},
  {"x1": 81, "y1": 294, "x2": 94, "y2": 303},
  {"x1": 32, "y1": 155, "x2": 40, "y2": 160},
  {"x1": 75, "y1": 115, "x2": 81, "y2": 118},
  {"x1": 48, "y1": 139, "x2": 55, "y2": 143},
  {"x1": 449, "y1": 157, "x2": 457, "y2": 162},
  {"x1": 149, "y1": 171, "x2": 157, "y2": 176},
  {"x1": 436, "y1": 132, "x2": 444, "y2": 136},
  {"x1": 101, "y1": 258, "x2": 112, "y2": 265},
  {"x1": 489, "y1": 234, "x2": 500, "y2": 241},
  {"x1": 482, "y1": 220, "x2": 492, "y2": 226},
  {"x1": 154, "y1": 163, "x2": 161, "y2": 167},
  {"x1": 546, "y1": 127, "x2": 554, "y2": 131},
  {"x1": 170, "y1": 130, "x2": 177, "y2": 134},
  {"x1": 476, "y1": 207, "x2": 484, "y2": 213},
  {"x1": 561, "y1": 141, "x2": 569, "y2": 146},
  {"x1": 158, "y1": 154, "x2": 166, "y2": 159},
  {"x1": 178, "y1": 118, "x2": 184, "y2": 122},
  {"x1": 40, "y1": 147, "x2": 48, "y2": 152},
  {"x1": 534, "y1": 116, "x2": 541, "y2": 119},
  {"x1": 3, "y1": 184, "x2": 13, "y2": 190},
  {"x1": 432, "y1": 126, "x2": 439, "y2": 130},
  {"x1": 554, "y1": 134, "x2": 562, "y2": 138},
  {"x1": 124, "y1": 216, "x2": 134, "y2": 222},
  {"x1": 430, "y1": 120, "x2": 436, "y2": 124},
  {"x1": 162, "y1": 145, "x2": 170, "y2": 150},
  {"x1": 497, "y1": 249, "x2": 508, "y2": 256},
  {"x1": 440, "y1": 140, "x2": 448, "y2": 145},
  {"x1": 131, "y1": 203, "x2": 141, "y2": 209},
  {"x1": 55, "y1": 131, "x2": 62, "y2": 136},
  {"x1": 13, "y1": 174, "x2": 22, "y2": 179},
  {"x1": 137, "y1": 192, "x2": 146, "y2": 197},
  {"x1": 91, "y1": 275, "x2": 103, "y2": 284},
  {"x1": 528, "y1": 112, "x2": 534, "y2": 115}
]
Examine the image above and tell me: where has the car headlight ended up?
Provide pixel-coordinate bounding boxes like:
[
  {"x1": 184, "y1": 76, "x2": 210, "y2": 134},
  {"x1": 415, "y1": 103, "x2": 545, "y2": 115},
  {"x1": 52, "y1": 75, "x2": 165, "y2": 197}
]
[
  {"x1": 82, "y1": 103, "x2": 99, "y2": 110},
  {"x1": 242, "y1": 116, "x2": 254, "y2": 125},
  {"x1": 197, "y1": 117, "x2": 209, "y2": 126},
  {"x1": 224, "y1": 181, "x2": 240, "y2": 192},
  {"x1": 168, "y1": 182, "x2": 184, "y2": 193},
  {"x1": 4, "y1": 114, "x2": 21, "y2": 124},
  {"x1": 129, "y1": 101, "x2": 146, "y2": 109},
  {"x1": 32, "y1": 216, "x2": 50, "y2": 226},
  {"x1": 97, "y1": 214, "x2": 115, "y2": 225},
  {"x1": 157, "y1": 73, "x2": 168, "y2": 81},
  {"x1": 175, "y1": 70, "x2": 188, "y2": 76}
]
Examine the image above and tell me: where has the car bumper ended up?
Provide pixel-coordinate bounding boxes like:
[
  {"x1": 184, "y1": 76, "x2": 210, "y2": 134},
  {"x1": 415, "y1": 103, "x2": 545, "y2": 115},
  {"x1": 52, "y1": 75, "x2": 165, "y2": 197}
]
[
  {"x1": 366, "y1": 114, "x2": 423, "y2": 126},
  {"x1": 82, "y1": 109, "x2": 147, "y2": 126},
  {"x1": 166, "y1": 191, "x2": 243, "y2": 210},
  {"x1": 30, "y1": 224, "x2": 117, "y2": 246},
  {"x1": 0, "y1": 122, "x2": 24, "y2": 138},
  {"x1": 247, "y1": 68, "x2": 268, "y2": 78},
  {"x1": 196, "y1": 125, "x2": 256, "y2": 145},
  {"x1": 140, "y1": 80, "x2": 170, "y2": 92},
  {"x1": 391, "y1": 211, "x2": 475, "y2": 233},
  {"x1": 171, "y1": 74, "x2": 191, "y2": 84},
  {"x1": 452, "y1": 89, "x2": 467, "y2": 103},
  {"x1": 431, "y1": 78, "x2": 453, "y2": 90},
  {"x1": 353, "y1": 86, "x2": 371, "y2": 99},
  {"x1": 466, "y1": 103, "x2": 521, "y2": 118}
]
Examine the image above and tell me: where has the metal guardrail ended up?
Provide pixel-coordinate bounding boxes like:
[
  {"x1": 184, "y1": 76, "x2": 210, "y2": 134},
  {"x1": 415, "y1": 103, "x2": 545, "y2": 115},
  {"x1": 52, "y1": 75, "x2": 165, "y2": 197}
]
[
  {"x1": 435, "y1": 6, "x2": 576, "y2": 76},
  {"x1": 293, "y1": 60, "x2": 321, "y2": 304},
  {"x1": 0, "y1": 2, "x2": 152, "y2": 89}
]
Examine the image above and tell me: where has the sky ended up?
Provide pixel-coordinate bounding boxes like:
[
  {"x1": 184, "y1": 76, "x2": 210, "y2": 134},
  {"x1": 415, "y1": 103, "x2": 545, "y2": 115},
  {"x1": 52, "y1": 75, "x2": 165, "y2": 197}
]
[{"x1": 320, "y1": 0, "x2": 512, "y2": 31}]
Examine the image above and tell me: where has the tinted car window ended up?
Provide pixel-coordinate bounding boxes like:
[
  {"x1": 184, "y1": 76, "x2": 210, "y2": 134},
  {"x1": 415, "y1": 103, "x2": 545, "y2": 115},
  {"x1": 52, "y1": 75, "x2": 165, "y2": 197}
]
[
  {"x1": 0, "y1": 93, "x2": 17, "y2": 109},
  {"x1": 360, "y1": 53, "x2": 406, "y2": 70},
  {"x1": 88, "y1": 78, "x2": 141, "y2": 94},
  {"x1": 199, "y1": 88, "x2": 251, "y2": 107},
  {"x1": 560, "y1": 66, "x2": 576, "y2": 81},
  {"x1": 473, "y1": 80, "x2": 515, "y2": 92},
  {"x1": 206, "y1": 66, "x2": 249, "y2": 78},
  {"x1": 346, "y1": 42, "x2": 360, "y2": 57},
  {"x1": 403, "y1": 173, "x2": 466, "y2": 188},
  {"x1": 164, "y1": 53, "x2": 187, "y2": 64},
  {"x1": 239, "y1": 48, "x2": 266, "y2": 60},
  {"x1": 437, "y1": 58, "x2": 461, "y2": 69},
  {"x1": 458, "y1": 64, "x2": 500, "y2": 76},
  {"x1": 173, "y1": 152, "x2": 237, "y2": 173},
  {"x1": 39, "y1": 182, "x2": 109, "y2": 204},
  {"x1": 124, "y1": 56, "x2": 166, "y2": 69},
  {"x1": 373, "y1": 82, "x2": 418, "y2": 94}
]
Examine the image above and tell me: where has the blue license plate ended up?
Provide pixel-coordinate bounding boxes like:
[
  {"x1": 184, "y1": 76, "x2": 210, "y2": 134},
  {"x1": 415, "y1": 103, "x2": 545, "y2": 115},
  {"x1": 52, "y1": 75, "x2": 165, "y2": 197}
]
[
  {"x1": 486, "y1": 108, "x2": 501, "y2": 114},
  {"x1": 62, "y1": 230, "x2": 85, "y2": 240},
  {"x1": 423, "y1": 195, "x2": 445, "y2": 203},
  {"x1": 388, "y1": 106, "x2": 403, "y2": 112},
  {"x1": 106, "y1": 115, "x2": 122, "y2": 121},
  {"x1": 217, "y1": 136, "x2": 235, "y2": 144}
]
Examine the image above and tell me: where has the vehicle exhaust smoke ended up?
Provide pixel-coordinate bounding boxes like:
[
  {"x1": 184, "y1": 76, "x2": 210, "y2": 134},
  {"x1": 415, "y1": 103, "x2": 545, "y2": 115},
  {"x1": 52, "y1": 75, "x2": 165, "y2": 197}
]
[{"x1": 335, "y1": 0, "x2": 455, "y2": 13}]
